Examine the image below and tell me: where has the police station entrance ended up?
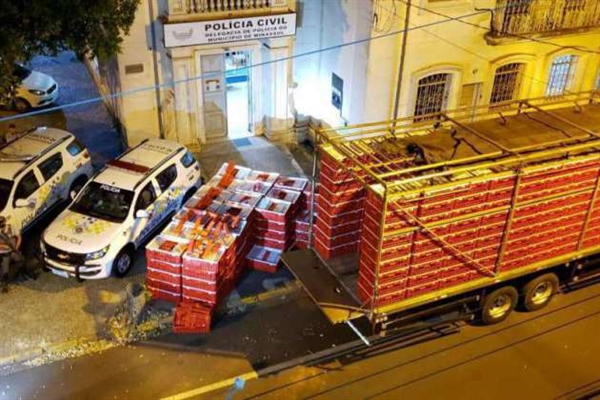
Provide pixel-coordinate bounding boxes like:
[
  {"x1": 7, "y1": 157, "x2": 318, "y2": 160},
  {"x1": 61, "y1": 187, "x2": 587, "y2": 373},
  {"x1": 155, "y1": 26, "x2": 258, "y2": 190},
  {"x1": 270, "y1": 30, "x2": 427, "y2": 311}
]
[
  {"x1": 199, "y1": 49, "x2": 253, "y2": 142},
  {"x1": 225, "y1": 51, "x2": 252, "y2": 139}
]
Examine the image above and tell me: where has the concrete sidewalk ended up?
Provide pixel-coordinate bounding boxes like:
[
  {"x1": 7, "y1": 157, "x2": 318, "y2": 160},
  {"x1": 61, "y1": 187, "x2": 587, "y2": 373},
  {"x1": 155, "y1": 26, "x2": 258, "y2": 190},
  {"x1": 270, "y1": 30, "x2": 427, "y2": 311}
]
[{"x1": 0, "y1": 135, "x2": 315, "y2": 375}]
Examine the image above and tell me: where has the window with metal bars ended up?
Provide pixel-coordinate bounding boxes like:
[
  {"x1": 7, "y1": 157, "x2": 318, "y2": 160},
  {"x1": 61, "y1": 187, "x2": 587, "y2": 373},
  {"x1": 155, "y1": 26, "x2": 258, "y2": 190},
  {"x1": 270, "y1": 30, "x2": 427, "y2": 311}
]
[
  {"x1": 546, "y1": 55, "x2": 577, "y2": 96},
  {"x1": 413, "y1": 73, "x2": 451, "y2": 121},
  {"x1": 490, "y1": 63, "x2": 524, "y2": 104}
]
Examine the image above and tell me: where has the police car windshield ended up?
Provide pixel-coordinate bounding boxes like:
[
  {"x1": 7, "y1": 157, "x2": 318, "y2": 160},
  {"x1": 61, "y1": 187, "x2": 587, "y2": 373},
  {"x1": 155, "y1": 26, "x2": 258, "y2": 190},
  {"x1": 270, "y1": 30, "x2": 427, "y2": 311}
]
[
  {"x1": 0, "y1": 178, "x2": 12, "y2": 212},
  {"x1": 70, "y1": 182, "x2": 134, "y2": 223}
]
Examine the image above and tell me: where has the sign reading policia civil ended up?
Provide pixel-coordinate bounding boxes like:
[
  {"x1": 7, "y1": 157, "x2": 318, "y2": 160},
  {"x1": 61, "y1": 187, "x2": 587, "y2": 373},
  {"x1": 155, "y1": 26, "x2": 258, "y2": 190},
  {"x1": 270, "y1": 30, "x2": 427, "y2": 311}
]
[{"x1": 164, "y1": 13, "x2": 297, "y2": 47}]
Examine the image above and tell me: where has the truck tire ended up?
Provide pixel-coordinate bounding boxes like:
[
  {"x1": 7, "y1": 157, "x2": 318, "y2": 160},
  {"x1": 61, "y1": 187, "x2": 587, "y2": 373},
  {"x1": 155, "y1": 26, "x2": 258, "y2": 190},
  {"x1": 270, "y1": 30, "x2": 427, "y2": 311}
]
[
  {"x1": 113, "y1": 247, "x2": 134, "y2": 278},
  {"x1": 521, "y1": 273, "x2": 558, "y2": 312},
  {"x1": 480, "y1": 286, "x2": 518, "y2": 325}
]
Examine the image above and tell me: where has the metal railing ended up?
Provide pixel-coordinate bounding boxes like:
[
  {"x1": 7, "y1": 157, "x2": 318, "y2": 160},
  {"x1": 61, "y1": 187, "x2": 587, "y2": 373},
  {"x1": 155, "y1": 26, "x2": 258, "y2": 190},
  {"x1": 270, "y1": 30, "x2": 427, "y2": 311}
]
[
  {"x1": 168, "y1": 0, "x2": 290, "y2": 19},
  {"x1": 492, "y1": 0, "x2": 600, "y2": 37}
]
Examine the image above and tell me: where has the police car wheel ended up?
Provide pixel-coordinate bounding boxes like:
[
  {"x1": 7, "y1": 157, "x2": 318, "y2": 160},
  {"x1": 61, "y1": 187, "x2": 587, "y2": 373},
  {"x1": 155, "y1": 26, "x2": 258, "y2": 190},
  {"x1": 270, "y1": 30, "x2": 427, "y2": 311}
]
[{"x1": 113, "y1": 247, "x2": 133, "y2": 278}]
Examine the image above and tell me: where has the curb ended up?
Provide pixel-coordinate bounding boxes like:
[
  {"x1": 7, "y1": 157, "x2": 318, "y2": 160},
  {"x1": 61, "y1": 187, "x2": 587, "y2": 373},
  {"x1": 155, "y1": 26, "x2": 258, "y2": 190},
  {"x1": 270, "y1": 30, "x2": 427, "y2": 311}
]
[{"x1": 0, "y1": 281, "x2": 301, "y2": 371}]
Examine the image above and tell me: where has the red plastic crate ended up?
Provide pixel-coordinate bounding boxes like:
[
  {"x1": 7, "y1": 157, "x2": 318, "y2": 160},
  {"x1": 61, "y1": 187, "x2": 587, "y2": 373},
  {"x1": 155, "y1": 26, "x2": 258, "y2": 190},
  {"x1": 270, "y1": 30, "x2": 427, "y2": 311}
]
[
  {"x1": 182, "y1": 275, "x2": 220, "y2": 292},
  {"x1": 274, "y1": 176, "x2": 309, "y2": 192},
  {"x1": 146, "y1": 277, "x2": 181, "y2": 294},
  {"x1": 314, "y1": 236, "x2": 358, "y2": 260},
  {"x1": 255, "y1": 217, "x2": 293, "y2": 231},
  {"x1": 317, "y1": 195, "x2": 364, "y2": 217},
  {"x1": 405, "y1": 281, "x2": 439, "y2": 299},
  {"x1": 182, "y1": 286, "x2": 218, "y2": 305},
  {"x1": 318, "y1": 171, "x2": 362, "y2": 193},
  {"x1": 234, "y1": 180, "x2": 272, "y2": 195},
  {"x1": 246, "y1": 245, "x2": 282, "y2": 273},
  {"x1": 216, "y1": 163, "x2": 252, "y2": 180},
  {"x1": 255, "y1": 226, "x2": 291, "y2": 241},
  {"x1": 315, "y1": 219, "x2": 361, "y2": 237},
  {"x1": 266, "y1": 187, "x2": 301, "y2": 204},
  {"x1": 226, "y1": 191, "x2": 263, "y2": 208},
  {"x1": 255, "y1": 197, "x2": 292, "y2": 223},
  {"x1": 146, "y1": 258, "x2": 182, "y2": 275},
  {"x1": 147, "y1": 267, "x2": 182, "y2": 285},
  {"x1": 146, "y1": 235, "x2": 190, "y2": 264},
  {"x1": 147, "y1": 285, "x2": 181, "y2": 303},
  {"x1": 246, "y1": 170, "x2": 280, "y2": 186},
  {"x1": 173, "y1": 301, "x2": 213, "y2": 334},
  {"x1": 254, "y1": 235, "x2": 292, "y2": 251},
  {"x1": 316, "y1": 204, "x2": 364, "y2": 226},
  {"x1": 313, "y1": 224, "x2": 361, "y2": 248},
  {"x1": 318, "y1": 183, "x2": 365, "y2": 204}
]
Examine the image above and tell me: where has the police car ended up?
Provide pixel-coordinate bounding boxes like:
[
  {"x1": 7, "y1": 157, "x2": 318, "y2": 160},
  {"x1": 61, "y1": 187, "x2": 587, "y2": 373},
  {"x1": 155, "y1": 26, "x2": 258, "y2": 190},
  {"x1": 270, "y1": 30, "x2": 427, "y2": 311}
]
[
  {"x1": 0, "y1": 127, "x2": 93, "y2": 234},
  {"x1": 42, "y1": 139, "x2": 202, "y2": 279}
]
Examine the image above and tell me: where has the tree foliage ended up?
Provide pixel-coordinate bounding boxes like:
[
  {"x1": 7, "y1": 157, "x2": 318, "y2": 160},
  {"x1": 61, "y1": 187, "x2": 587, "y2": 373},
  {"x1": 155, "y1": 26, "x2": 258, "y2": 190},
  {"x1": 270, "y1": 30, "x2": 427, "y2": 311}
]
[{"x1": 0, "y1": 0, "x2": 140, "y2": 95}]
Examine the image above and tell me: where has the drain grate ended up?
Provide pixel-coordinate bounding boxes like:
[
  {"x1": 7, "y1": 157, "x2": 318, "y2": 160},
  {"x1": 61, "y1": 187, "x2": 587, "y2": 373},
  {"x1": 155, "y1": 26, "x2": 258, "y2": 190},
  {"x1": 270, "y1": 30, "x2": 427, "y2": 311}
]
[{"x1": 232, "y1": 138, "x2": 252, "y2": 147}]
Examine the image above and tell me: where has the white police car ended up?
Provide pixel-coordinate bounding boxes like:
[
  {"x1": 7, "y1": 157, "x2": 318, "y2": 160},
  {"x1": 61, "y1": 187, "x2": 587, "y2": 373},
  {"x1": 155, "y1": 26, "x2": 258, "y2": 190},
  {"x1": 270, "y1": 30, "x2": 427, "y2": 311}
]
[
  {"x1": 42, "y1": 139, "x2": 202, "y2": 280},
  {"x1": 0, "y1": 127, "x2": 93, "y2": 234}
]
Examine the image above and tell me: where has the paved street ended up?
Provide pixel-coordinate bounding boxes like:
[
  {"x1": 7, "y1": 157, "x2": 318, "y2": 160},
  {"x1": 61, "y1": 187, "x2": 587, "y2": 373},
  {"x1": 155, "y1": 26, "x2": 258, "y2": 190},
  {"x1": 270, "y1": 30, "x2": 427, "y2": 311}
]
[
  {"x1": 0, "y1": 280, "x2": 598, "y2": 399},
  {"x1": 0, "y1": 51, "x2": 124, "y2": 166}
]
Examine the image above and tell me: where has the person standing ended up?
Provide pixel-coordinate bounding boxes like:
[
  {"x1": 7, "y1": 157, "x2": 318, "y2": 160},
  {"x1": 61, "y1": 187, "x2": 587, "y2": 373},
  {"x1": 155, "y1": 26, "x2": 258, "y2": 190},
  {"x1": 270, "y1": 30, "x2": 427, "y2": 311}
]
[
  {"x1": 5, "y1": 123, "x2": 18, "y2": 142},
  {"x1": 0, "y1": 216, "x2": 22, "y2": 292}
]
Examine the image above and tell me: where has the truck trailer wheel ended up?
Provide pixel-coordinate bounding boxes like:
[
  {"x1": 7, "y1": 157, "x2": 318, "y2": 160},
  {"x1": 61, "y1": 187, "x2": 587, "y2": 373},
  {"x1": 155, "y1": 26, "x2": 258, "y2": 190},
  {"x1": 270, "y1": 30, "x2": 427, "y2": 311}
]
[
  {"x1": 521, "y1": 273, "x2": 558, "y2": 312},
  {"x1": 480, "y1": 286, "x2": 518, "y2": 325}
]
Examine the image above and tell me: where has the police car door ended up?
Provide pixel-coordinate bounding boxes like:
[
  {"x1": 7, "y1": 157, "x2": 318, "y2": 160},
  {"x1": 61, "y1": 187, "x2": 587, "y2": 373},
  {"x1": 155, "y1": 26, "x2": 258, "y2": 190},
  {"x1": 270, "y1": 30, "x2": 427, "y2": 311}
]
[
  {"x1": 154, "y1": 163, "x2": 182, "y2": 218},
  {"x1": 132, "y1": 180, "x2": 161, "y2": 246},
  {"x1": 12, "y1": 169, "x2": 43, "y2": 231},
  {"x1": 36, "y1": 152, "x2": 66, "y2": 211}
]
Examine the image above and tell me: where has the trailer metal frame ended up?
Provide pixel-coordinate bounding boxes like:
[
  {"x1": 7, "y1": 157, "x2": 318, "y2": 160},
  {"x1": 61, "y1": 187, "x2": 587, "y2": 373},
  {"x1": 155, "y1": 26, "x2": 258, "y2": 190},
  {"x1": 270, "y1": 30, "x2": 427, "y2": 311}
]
[{"x1": 303, "y1": 91, "x2": 600, "y2": 326}]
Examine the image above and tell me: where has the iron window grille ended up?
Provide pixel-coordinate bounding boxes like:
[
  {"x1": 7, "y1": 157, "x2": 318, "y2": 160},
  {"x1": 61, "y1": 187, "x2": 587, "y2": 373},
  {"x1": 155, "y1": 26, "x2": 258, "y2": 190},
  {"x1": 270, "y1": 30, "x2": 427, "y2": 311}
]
[
  {"x1": 546, "y1": 55, "x2": 577, "y2": 97},
  {"x1": 413, "y1": 73, "x2": 451, "y2": 121},
  {"x1": 490, "y1": 63, "x2": 524, "y2": 105}
]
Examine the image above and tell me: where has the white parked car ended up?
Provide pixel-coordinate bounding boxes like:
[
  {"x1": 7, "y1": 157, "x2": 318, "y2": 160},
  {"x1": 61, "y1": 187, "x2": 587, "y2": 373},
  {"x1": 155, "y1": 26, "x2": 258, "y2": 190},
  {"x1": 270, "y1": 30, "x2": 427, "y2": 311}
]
[
  {"x1": 0, "y1": 127, "x2": 93, "y2": 234},
  {"x1": 42, "y1": 139, "x2": 203, "y2": 280},
  {"x1": 1, "y1": 64, "x2": 59, "y2": 112}
]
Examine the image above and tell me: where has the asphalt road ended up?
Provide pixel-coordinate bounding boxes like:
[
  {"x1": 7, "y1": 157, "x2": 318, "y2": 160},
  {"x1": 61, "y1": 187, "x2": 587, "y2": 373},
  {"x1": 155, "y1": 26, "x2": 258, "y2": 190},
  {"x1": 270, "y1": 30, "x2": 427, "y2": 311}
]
[{"x1": 1, "y1": 281, "x2": 599, "y2": 400}]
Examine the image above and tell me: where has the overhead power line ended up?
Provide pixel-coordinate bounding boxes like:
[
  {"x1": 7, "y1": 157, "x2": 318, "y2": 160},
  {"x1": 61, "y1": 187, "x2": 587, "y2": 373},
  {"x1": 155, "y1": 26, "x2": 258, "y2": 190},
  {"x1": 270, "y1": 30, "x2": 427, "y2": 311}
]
[
  {"x1": 381, "y1": 1, "x2": 594, "y2": 97},
  {"x1": 0, "y1": 7, "x2": 499, "y2": 124},
  {"x1": 397, "y1": 0, "x2": 600, "y2": 55}
]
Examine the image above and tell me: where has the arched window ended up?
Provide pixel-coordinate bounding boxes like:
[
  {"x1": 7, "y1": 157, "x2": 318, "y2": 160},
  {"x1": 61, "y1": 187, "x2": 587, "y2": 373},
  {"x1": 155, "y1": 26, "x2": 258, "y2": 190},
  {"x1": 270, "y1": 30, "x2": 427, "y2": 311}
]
[
  {"x1": 546, "y1": 55, "x2": 578, "y2": 96},
  {"x1": 413, "y1": 73, "x2": 451, "y2": 121},
  {"x1": 490, "y1": 62, "x2": 524, "y2": 104}
]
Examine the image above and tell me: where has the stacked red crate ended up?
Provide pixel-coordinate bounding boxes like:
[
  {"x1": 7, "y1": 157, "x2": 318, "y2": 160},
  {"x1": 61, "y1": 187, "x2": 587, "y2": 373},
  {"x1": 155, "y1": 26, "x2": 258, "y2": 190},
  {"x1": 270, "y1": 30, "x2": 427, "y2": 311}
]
[
  {"x1": 254, "y1": 197, "x2": 294, "y2": 252},
  {"x1": 293, "y1": 209, "x2": 313, "y2": 249},
  {"x1": 314, "y1": 152, "x2": 366, "y2": 259},
  {"x1": 357, "y1": 179, "x2": 514, "y2": 307},
  {"x1": 145, "y1": 235, "x2": 190, "y2": 303}
]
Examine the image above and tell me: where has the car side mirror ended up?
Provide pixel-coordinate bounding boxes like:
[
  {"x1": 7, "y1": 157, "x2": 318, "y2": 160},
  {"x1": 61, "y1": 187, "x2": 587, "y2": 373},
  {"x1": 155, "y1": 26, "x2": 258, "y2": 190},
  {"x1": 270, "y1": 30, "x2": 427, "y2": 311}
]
[
  {"x1": 135, "y1": 209, "x2": 149, "y2": 219},
  {"x1": 70, "y1": 190, "x2": 77, "y2": 200},
  {"x1": 15, "y1": 198, "x2": 32, "y2": 208}
]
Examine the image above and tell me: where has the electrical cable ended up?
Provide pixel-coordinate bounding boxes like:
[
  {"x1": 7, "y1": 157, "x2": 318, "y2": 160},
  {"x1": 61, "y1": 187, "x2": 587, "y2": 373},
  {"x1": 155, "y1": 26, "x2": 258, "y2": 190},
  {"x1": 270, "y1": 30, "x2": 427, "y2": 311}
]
[
  {"x1": 0, "y1": 6, "x2": 504, "y2": 124},
  {"x1": 398, "y1": 0, "x2": 600, "y2": 55},
  {"x1": 380, "y1": 1, "x2": 593, "y2": 98}
]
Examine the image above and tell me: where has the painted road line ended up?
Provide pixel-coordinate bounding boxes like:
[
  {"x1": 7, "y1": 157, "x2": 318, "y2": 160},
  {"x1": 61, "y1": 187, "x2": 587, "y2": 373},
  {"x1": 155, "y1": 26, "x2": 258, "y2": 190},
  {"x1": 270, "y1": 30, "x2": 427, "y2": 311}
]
[{"x1": 161, "y1": 371, "x2": 259, "y2": 400}]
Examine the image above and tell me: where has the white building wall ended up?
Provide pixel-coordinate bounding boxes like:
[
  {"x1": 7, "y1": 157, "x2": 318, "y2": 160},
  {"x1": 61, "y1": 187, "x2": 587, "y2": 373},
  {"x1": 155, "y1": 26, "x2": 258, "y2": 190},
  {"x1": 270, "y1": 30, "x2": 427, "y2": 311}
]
[
  {"x1": 294, "y1": 0, "x2": 600, "y2": 128},
  {"x1": 114, "y1": 1, "x2": 160, "y2": 145}
]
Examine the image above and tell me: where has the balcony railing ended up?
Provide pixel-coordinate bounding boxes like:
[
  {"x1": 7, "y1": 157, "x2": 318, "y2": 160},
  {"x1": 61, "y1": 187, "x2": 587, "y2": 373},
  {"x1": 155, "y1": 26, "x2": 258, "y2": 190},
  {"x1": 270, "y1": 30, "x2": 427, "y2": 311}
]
[
  {"x1": 490, "y1": 0, "x2": 600, "y2": 38},
  {"x1": 167, "y1": 0, "x2": 291, "y2": 21}
]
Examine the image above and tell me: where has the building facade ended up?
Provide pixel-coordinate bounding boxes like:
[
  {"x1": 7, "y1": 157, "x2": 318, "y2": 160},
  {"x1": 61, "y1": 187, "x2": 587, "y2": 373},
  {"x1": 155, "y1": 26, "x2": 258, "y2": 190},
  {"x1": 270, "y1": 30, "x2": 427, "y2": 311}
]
[
  {"x1": 92, "y1": 0, "x2": 600, "y2": 147},
  {"x1": 297, "y1": 0, "x2": 600, "y2": 130}
]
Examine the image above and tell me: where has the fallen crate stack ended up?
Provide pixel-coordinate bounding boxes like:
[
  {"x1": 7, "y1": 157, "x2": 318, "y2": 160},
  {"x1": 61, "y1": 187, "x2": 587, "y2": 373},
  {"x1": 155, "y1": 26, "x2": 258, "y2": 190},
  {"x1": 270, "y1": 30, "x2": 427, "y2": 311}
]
[{"x1": 145, "y1": 162, "x2": 309, "y2": 333}]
